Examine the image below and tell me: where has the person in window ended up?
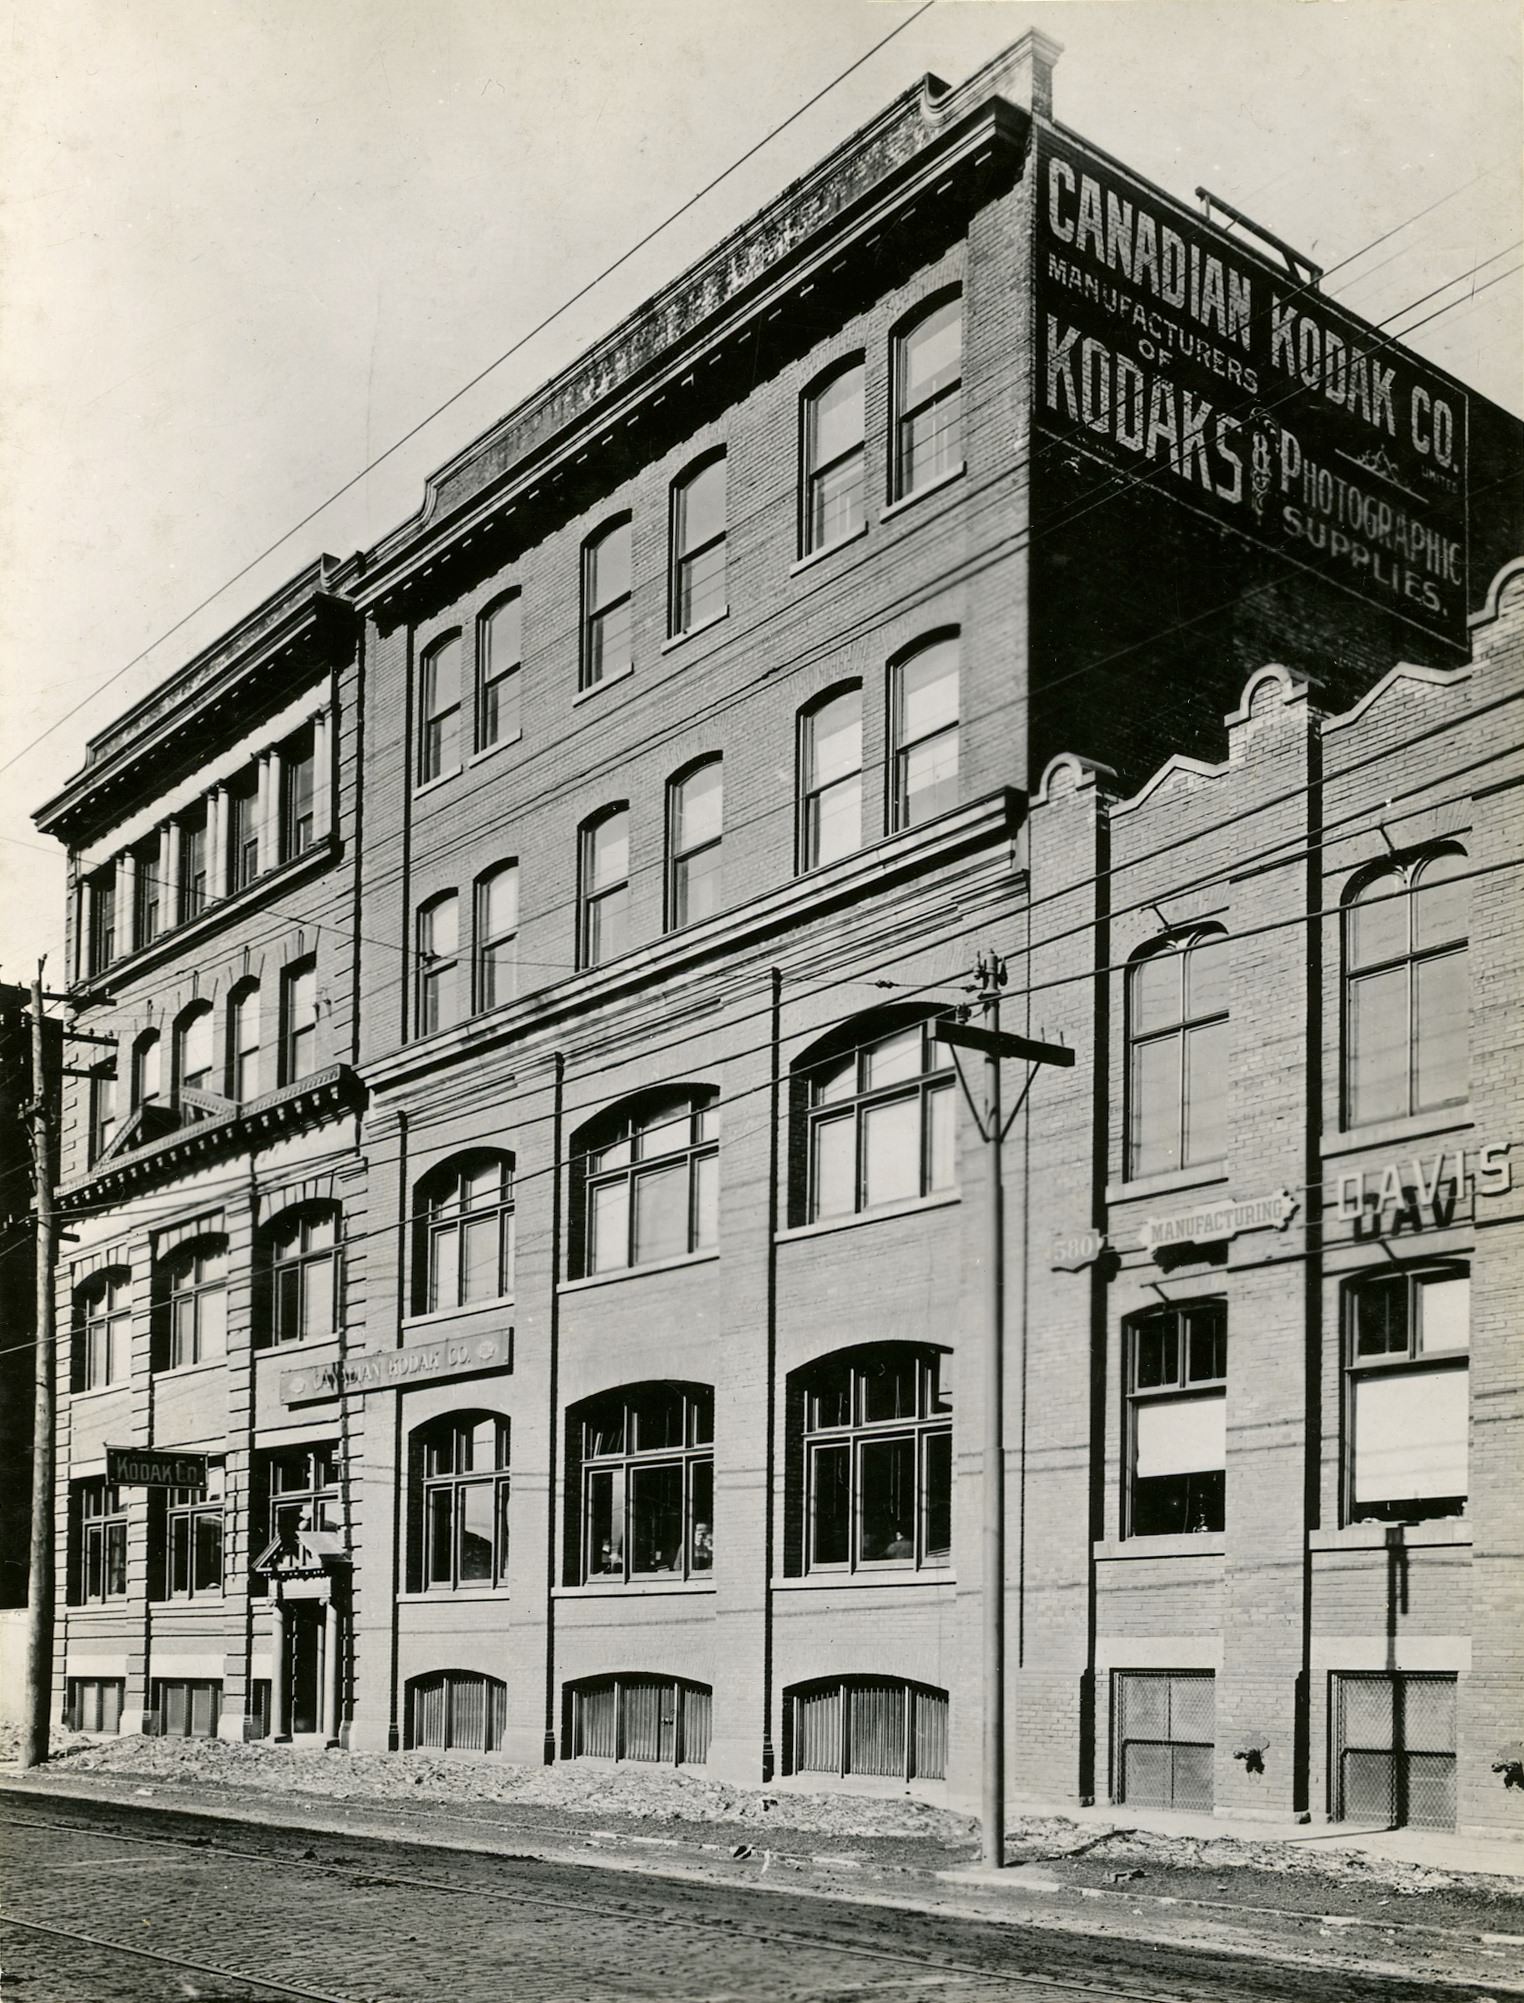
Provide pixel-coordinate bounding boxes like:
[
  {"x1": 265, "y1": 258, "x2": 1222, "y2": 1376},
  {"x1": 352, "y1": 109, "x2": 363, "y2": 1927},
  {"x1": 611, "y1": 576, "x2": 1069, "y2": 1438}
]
[
  {"x1": 594, "y1": 1536, "x2": 623, "y2": 1576},
  {"x1": 884, "y1": 1524, "x2": 914, "y2": 1560},
  {"x1": 692, "y1": 1520, "x2": 714, "y2": 1571}
]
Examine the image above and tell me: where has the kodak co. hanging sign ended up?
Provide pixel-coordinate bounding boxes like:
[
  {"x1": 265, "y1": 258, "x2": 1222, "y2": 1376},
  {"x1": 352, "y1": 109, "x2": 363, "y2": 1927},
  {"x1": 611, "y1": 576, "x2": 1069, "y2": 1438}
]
[{"x1": 1035, "y1": 130, "x2": 1468, "y2": 644}]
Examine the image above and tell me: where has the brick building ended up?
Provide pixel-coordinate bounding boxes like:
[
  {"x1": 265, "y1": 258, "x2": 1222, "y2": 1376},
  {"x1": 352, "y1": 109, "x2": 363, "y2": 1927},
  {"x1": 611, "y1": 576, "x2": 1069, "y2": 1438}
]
[{"x1": 31, "y1": 36, "x2": 1524, "y2": 1835}]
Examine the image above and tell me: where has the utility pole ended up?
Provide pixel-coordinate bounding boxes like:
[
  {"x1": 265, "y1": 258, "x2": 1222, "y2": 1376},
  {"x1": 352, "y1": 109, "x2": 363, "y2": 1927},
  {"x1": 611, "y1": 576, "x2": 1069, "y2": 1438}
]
[
  {"x1": 19, "y1": 962, "x2": 56, "y2": 1770},
  {"x1": 940, "y1": 947, "x2": 1074, "y2": 1872}
]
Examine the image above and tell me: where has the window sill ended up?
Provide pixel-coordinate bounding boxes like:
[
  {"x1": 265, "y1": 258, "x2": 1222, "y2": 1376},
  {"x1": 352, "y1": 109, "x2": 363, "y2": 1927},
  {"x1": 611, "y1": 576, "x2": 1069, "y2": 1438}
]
[
  {"x1": 572, "y1": 662, "x2": 634, "y2": 707},
  {"x1": 412, "y1": 766, "x2": 463, "y2": 800},
  {"x1": 661, "y1": 607, "x2": 729, "y2": 653},
  {"x1": 255, "y1": 1331, "x2": 341, "y2": 1356},
  {"x1": 70, "y1": 1380, "x2": 130, "y2": 1402},
  {"x1": 772, "y1": 1570, "x2": 955, "y2": 1591},
  {"x1": 150, "y1": 1595, "x2": 226, "y2": 1610},
  {"x1": 559, "y1": 1250, "x2": 719, "y2": 1295},
  {"x1": 397, "y1": 1588, "x2": 511, "y2": 1604},
  {"x1": 1311, "y1": 1518, "x2": 1472, "y2": 1552},
  {"x1": 1106, "y1": 1163, "x2": 1228, "y2": 1204},
  {"x1": 1094, "y1": 1533, "x2": 1225, "y2": 1561},
  {"x1": 1324, "y1": 1107, "x2": 1473, "y2": 1157},
  {"x1": 401, "y1": 1297, "x2": 514, "y2": 1332},
  {"x1": 776, "y1": 1190, "x2": 960, "y2": 1245},
  {"x1": 469, "y1": 732, "x2": 523, "y2": 768},
  {"x1": 554, "y1": 1580, "x2": 716, "y2": 1600},
  {"x1": 152, "y1": 1359, "x2": 226, "y2": 1386},
  {"x1": 790, "y1": 522, "x2": 869, "y2": 576},
  {"x1": 881, "y1": 462, "x2": 966, "y2": 524}
]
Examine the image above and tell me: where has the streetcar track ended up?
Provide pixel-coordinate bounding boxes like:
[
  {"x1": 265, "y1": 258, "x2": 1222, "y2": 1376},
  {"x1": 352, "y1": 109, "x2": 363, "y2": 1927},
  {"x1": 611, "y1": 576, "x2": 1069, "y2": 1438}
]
[
  {"x1": 0, "y1": 1909, "x2": 354, "y2": 2003},
  {"x1": 0, "y1": 1807, "x2": 1499, "y2": 2003}
]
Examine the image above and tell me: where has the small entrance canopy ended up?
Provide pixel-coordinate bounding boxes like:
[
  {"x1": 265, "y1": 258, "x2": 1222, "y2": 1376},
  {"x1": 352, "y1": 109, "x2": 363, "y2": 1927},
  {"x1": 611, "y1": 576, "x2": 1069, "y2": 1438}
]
[{"x1": 252, "y1": 1526, "x2": 352, "y2": 1581}]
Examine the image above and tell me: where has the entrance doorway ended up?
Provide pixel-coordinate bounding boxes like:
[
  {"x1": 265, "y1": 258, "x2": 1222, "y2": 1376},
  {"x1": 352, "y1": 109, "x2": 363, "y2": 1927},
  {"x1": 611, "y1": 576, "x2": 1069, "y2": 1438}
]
[{"x1": 287, "y1": 1602, "x2": 323, "y2": 1736}]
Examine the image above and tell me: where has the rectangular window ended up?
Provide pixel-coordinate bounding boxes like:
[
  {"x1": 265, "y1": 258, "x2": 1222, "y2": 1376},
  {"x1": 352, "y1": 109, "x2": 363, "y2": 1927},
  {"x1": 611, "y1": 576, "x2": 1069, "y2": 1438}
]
[
  {"x1": 671, "y1": 457, "x2": 727, "y2": 636},
  {"x1": 156, "y1": 1465, "x2": 225, "y2": 1600},
  {"x1": 179, "y1": 810, "x2": 209, "y2": 922},
  {"x1": 477, "y1": 597, "x2": 522, "y2": 751},
  {"x1": 153, "y1": 1679, "x2": 222, "y2": 1739},
  {"x1": 282, "y1": 730, "x2": 317, "y2": 860},
  {"x1": 1127, "y1": 1302, "x2": 1227, "y2": 1537},
  {"x1": 1114, "y1": 1671, "x2": 1215, "y2": 1810},
  {"x1": 281, "y1": 960, "x2": 318, "y2": 1084},
  {"x1": 75, "y1": 1483, "x2": 128, "y2": 1604},
  {"x1": 91, "y1": 1067, "x2": 119, "y2": 1160},
  {"x1": 419, "y1": 636, "x2": 462, "y2": 784},
  {"x1": 1334, "y1": 1673, "x2": 1456, "y2": 1830},
  {"x1": 582, "y1": 520, "x2": 632, "y2": 690},
  {"x1": 803, "y1": 362, "x2": 865, "y2": 555},
  {"x1": 87, "y1": 866, "x2": 117, "y2": 974},
  {"x1": 228, "y1": 780, "x2": 259, "y2": 893},
  {"x1": 133, "y1": 835, "x2": 161, "y2": 950},
  {"x1": 1348, "y1": 1271, "x2": 1468, "y2": 1522},
  {"x1": 67, "y1": 1677, "x2": 125, "y2": 1734}
]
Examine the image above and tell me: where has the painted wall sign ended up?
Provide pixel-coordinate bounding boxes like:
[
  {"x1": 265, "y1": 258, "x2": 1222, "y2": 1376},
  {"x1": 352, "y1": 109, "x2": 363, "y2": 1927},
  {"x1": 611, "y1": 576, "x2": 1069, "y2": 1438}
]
[
  {"x1": 1048, "y1": 1189, "x2": 1298, "y2": 1269},
  {"x1": 1035, "y1": 129, "x2": 1468, "y2": 645},
  {"x1": 106, "y1": 1447, "x2": 209, "y2": 1488},
  {"x1": 1334, "y1": 1138, "x2": 1511, "y2": 1240},
  {"x1": 281, "y1": 1327, "x2": 512, "y2": 1407}
]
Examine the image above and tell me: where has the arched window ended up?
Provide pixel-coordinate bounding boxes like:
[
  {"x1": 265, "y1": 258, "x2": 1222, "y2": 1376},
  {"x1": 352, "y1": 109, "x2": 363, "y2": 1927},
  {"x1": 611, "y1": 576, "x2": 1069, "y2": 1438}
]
[
  {"x1": 786, "y1": 1676, "x2": 947, "y2": 1781},
  {"x1": 567, "y1": 1382, "x2": 713, "y2": 1584},
  {"x1": 473, "y1": 862, "x2": 519, "y2": 1012},
  {"x1": 1344, "y1": 849, "x2": 1468, "y2": 1127},
  {"x1": 409, "y1": 1412, "x2": 511, "y2": 1591},
  {"x1": 418, "y1": 631, "x2": 462, "y2": 784},
  {"x1": 73, "y1": 1269, "x2": 131, "y2": 1391},
  {"x1": 133, "y1": 1029, "x2": 162, "y2": 1110},
  {"x1": 280, "y1": 956, "x2": 318, "y2": 1084},
  {"x1": 578, "y1": 805, "x2": 630, "y2": 968},
  {"x1": 415, "y1": 1152, "x2": 515, "y2": 1314},
  {"x1": 156, "y1": 1237, "x2": 228, "y2": 1370},
  {"x1": 567, "y1": 1674, "x2": 711, "y2": 1766},
  {"x1": 476, "y1": 593, "x2": 522, "y2": 752},
  {"x1": 572, "y1": 1088, "x2": 718, "y2": 1277},
  {"x1": 790, "y1": 1345, "x2": 951, "y2": 1575},
  {"x1": 669, "y1": 452, "x2": 727, "y2": 636},
  {"x1": 228, "y1": 980, "x2": 261, "y2": 1101},
  {"x1": 667, "y1": 759, "x2": 723, "y2": 930},
  {"x1": 793, "y1": 1009, "x2": 955, "y2": 1225},
  {"x1": 798, "y1": 684, "x2": 862, "y2": 871},
  {"x1": 889, "y1": 634, "x2": 959, "y2": 830},
  {"x1": 581, "y1": 516, "x2": 632, "y2": 690},
  {"x1": 1346, "y1": 1263, "x2": 1469, "y2": 1524},
  {"x1": 91, "y1": 1064, "x2": 119, "y2": 1159},
  {"x1": 174, "y1": 1003, "x2": 214, "y2": 1099},
  {"x1": 415, "y1": 891, "x2": 460, "y2": 1037},
  {"x1": 406, "y1": 1670, "x2": 507, "y2": 1752},
  {"x1": 892, "y1": 291, "x2": 962, "y2": 499},
  {"x1": 1126, "y1": 929, "x2": 1228, "y2": 1180},
  {"x1": 801, "y1": 356, "x2": 865, "y2": 556},
  {"x1": 262, "y1": 1203, "x2": 342, "y2": 1348}
]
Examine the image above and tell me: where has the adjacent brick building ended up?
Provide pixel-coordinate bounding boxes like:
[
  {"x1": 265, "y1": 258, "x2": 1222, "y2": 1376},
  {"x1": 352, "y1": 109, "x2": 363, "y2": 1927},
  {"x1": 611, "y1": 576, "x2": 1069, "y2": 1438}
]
[{"x1": 31, "y1": 36, "x2": 1524, "y2": 1836}]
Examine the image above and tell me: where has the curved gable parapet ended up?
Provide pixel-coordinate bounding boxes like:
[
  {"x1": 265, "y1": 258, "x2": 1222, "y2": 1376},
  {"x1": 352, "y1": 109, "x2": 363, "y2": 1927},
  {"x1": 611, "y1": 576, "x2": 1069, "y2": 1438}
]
[
  {"x1": 1321, "y1": 661, "x2": 1471, "y2": 737},
  {"x1": 1224, "y1": 663, "x2": 1310, "y2": 730},
  {"x1": 1469, "y1": 554, "x2": 1524, "y2": 632},
  {"x1": 1109, "y1": 752, "x2": 1226, "y2": 820},
  {"x1": 1031, "y1": 752, "x2": 1118, "y2": 810}
]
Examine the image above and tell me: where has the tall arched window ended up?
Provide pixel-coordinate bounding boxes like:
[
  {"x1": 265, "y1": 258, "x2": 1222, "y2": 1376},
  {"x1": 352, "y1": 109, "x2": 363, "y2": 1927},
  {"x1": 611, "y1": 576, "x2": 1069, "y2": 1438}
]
[
  {"x1": 280, "y1": 956, "x2": 318, "y2": 1084},
  {"x1": 581, "y1": 516, "x2": 632, "y2": 690},
  {"x1": 409, "y1": 1412, "x2": 511, "y2": 1591},
  {"x1": 892, "y1": 292, "x2": 962, "y2": 500},
  {"x1": 1126, "y1": 930, "x2": 1229, "y2": 1180},
  {"x1": 262, "y1": 1203, "x2": 342, "y2": 1348},
  {"x1": 790, "y1": 1345, "x2": 951, "y2": 1574},
  {"x1": 667, "y1": 758, "x2": 723, "y2": 929},
  {"x1": 156, "y1": 1237, "x2": 228, "y2": 1370},
  {"x1": 418, "y1": 632, "x2": 462, "y2": 784},
  {"x1": 1344, "y1": 849, "x2": 1468, "y2": 1127},
  {"x1": 670, "y1": 452, "x2": 727, "y2": 636},
  {"x1": 228, "y1": 980, "x2": 261, "y2": 1101},
  {"x1": 578, "y1": 806, "x2": 630, "y2": 968},
  {"x1": 568, "y1": 1383, "x2": 713, "y2": 1584},
  {"x1": 174, "y1": 1003, "x2": 214, "y2": 1099},
  {"x1": 73, "y1": 1269, "x2": 131, "y2": 1391},
  {"x1": 572, "y1": 1088, "x2": 719, "y2": 1277},
  {"x1": 133, "y1": 1030, "x2": 162, "y2": 1110},
  {"x1": 476, "y1": 593, "x2": 522, "y2": 751},
  {"x1": 415, "y1": 1152, "x2": 515, "y2": 1314},
  {"x1": 889, "y1": 635, "x2": 959, "y2": 830},
  {"x1": 473, "y1": 862, "x2": 519, "y2": 1012},
  {"x1": 415, "y1": 891, "x2": 460, "y2": 1037},
  {"x1": 793, "y1": 1010, "x2": 955, "y2": 1225},
  {"x1": 801, "y1": 355, "x2": 865, "y2": 556},
  {"x1": 798, "y1": 685, "x2": 862, "y2": 872}
]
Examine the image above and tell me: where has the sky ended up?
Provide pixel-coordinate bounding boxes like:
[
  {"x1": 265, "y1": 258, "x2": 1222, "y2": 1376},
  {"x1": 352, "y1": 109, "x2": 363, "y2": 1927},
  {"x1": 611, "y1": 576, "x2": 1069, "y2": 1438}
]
[{"x1": 1, "y1": 0, "x2": 1519, "y2": 979}]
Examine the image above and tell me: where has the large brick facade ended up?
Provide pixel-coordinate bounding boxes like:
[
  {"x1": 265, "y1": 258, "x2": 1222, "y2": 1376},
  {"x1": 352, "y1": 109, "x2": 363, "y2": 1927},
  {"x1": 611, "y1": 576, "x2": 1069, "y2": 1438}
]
[{"x1": 32, "y1": 36, "x2": 1524, "y2": 1837}]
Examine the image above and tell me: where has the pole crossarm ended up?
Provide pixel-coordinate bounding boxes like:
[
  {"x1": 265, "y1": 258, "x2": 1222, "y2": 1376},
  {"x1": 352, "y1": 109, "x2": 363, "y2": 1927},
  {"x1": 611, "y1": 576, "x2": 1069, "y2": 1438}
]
[{"x1": 937, "y1": 1020, "x2": 1075, "y2": 1068}]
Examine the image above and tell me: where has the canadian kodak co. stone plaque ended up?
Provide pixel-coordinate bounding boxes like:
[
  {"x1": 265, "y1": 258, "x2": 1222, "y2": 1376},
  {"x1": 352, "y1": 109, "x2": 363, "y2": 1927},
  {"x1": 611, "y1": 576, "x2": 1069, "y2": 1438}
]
[
  {"x1": 281, "y1": 1327, "x2": 512, "y2": 1406},
  {"x1": 1036, "y1": 128, "x2": 1468, "y2": 644}
]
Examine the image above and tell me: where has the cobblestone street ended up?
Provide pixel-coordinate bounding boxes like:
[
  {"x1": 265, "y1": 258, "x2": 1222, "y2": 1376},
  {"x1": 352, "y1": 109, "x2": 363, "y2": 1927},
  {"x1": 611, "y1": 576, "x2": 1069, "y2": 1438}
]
[{"x1": 0, "y1": 1797, "x2": 1510, "y2": 2003}]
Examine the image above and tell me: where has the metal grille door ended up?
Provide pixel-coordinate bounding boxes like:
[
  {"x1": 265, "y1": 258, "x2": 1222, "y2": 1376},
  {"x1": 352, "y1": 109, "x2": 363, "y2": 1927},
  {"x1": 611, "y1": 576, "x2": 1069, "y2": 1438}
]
[
  {"x1": 847, "y1": 1681, "x2": 907, "y2": 1777},
  {"x1": 1334, "y1": 1673, "x2": 1456, "y2": 1830},
  {"x1": 913, "y1": 1686, "x2": 949, "y2": 1780},
  {"x1": 407, "y1": 1671, "x2": 507, "y2": 1752},
  {"x1": 793, "y1": 1685, "x2": 842, "y2": 1774},
  {"x1": 680, "y1": 1684, "x2": 712, "y2": 1766},
  {"x1": 1116, "y1": 1671, "x2": 1216, "y2": 1810}
]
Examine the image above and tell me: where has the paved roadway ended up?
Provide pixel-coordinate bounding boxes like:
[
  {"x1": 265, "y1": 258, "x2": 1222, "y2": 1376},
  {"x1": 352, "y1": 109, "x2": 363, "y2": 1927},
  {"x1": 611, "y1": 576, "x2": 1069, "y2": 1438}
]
[{"x1": 0, "y1": 1796, "x2": 1490, "y2": 2003}]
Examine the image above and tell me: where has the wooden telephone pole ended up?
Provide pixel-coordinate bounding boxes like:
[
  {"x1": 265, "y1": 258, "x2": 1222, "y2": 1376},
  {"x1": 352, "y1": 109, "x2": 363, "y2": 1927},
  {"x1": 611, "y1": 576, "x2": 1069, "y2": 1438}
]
[{"x1": 19, "y1": 963, "x2": 57, "y2": 1770}]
